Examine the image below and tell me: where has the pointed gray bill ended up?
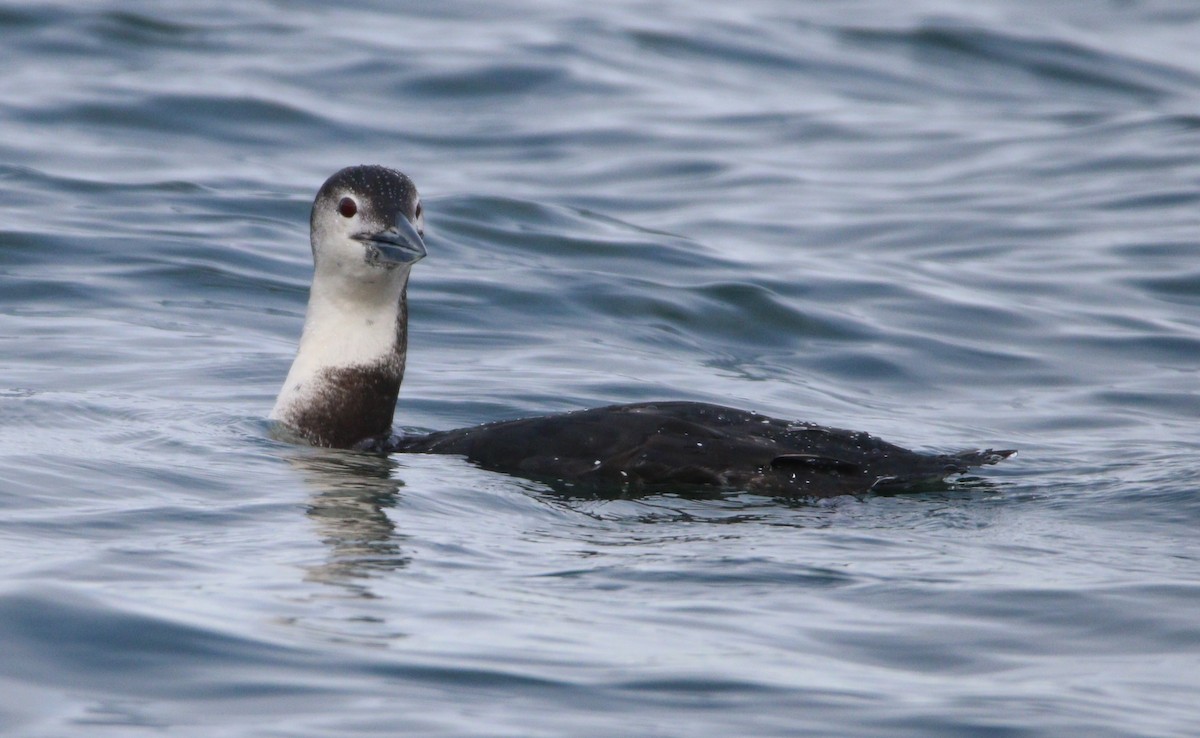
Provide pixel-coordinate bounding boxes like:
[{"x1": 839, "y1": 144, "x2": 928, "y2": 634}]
[{"x1": 353, "y1": 215, "x2": 427, "y2": 265}]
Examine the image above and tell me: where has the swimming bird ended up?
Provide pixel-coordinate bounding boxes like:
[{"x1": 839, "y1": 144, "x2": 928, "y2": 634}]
[{"x1": 271, "y1": 165, "x2": 1014, "y2": 497}]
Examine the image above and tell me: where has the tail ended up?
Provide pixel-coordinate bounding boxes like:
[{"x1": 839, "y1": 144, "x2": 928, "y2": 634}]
[
  {"x1": 943, "y1": 448, "x2": 1016, "y2": 473},
  {"x1": 869, "y1": 448, "x2": 1016, "y2": 492}
]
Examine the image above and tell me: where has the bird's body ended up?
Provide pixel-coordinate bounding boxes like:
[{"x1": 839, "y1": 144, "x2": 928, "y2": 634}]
[
  {"x1": 392, "y1": 401, "x2": 1011, "y2": 496},
  {"x1": 272, "y1": 165, "x2": 1014, "y2": 497}
]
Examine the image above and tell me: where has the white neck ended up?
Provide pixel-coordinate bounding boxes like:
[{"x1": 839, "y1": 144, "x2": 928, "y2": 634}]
[{"x1": 270, "y1": 266, "x2": 409, "y2": 425}]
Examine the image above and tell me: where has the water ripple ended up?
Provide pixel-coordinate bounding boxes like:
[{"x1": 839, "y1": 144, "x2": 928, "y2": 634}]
[{"x1": 2, "y1": 1, "x2": 1199, "y2": 736}]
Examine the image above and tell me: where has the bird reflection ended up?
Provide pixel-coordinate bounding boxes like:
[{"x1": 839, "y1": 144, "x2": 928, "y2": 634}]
[{"x1": 284, "y1": 448, "x2": 410, "y2": 590}]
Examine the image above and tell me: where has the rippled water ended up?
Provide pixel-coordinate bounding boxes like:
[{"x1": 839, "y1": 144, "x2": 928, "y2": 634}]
[{"x1": 2, "y1": 1, "x2": 1199, "y2": 736}]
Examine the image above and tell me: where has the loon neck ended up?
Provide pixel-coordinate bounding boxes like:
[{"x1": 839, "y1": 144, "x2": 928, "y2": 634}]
[{"x1": 271, "y1": 273, "x2": 410, "y2": 448}]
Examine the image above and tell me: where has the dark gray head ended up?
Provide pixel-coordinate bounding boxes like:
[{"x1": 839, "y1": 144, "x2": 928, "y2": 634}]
[{"x1": 310, "y1": 165, "x2": 426, "y2": 273}]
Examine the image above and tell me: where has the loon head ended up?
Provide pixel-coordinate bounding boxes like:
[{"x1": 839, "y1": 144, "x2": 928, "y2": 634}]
[
  {"x1": 271, "y1": 165, "x2": 427, "y2": 448},
  {"x1": 310, "y1": 164, "x2": 426, "y2": 295}
]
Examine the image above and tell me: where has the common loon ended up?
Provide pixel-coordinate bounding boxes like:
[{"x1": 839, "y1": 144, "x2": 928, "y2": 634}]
[{"x1": 271, "y1": 165, "x2": 1014, "y2": 497}]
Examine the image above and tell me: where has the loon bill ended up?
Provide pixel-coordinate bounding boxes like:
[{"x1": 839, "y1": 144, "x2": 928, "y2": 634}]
[{"x1": 270, "y1": 165, "x2": 1015, "y2": 497}]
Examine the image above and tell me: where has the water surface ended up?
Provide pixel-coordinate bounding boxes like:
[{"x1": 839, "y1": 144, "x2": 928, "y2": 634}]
[{"x1": 2, "y1": 1, "x2": 1199, "y2": 736}]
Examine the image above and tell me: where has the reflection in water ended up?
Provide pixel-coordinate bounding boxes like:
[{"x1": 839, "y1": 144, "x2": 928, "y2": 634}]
[
  {"x1": 283, "y1": 448, "x2": 410, "y2": 589},
  {"x1": 534, "y1": 472, "x2": 1006, "y2": 526},
  {"x1": 280, "y1": 443, "x2": 1008, "y2": 592}
]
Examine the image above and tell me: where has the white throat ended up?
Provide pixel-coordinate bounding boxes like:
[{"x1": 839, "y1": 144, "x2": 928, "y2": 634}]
[{"x1": 270, "y1": 265, "x2": 409, "y2": 425}]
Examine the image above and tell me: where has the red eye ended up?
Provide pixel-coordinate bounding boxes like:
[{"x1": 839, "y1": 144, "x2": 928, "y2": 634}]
[{"x1": 338, "y1": 197, "x2": 357, "y2": 218}]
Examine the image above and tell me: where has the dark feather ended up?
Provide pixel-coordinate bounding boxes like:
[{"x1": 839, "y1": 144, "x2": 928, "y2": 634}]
[{"x1": 391, "y1": 401, "x2": 1015, "y2": 497}]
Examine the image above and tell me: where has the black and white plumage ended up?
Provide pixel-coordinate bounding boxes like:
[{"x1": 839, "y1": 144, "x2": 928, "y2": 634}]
[
  {"x1": 272, "y1": 165, "x2": 1014, "y2": 497},
  {"x1": 270, "y1": 165, "x2": 424, "y2": 448}
]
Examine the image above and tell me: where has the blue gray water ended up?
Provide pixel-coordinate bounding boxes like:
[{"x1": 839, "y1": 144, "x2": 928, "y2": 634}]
[{"x1": 2, "y1": 1, "x2": 1199, "y2": 736}]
